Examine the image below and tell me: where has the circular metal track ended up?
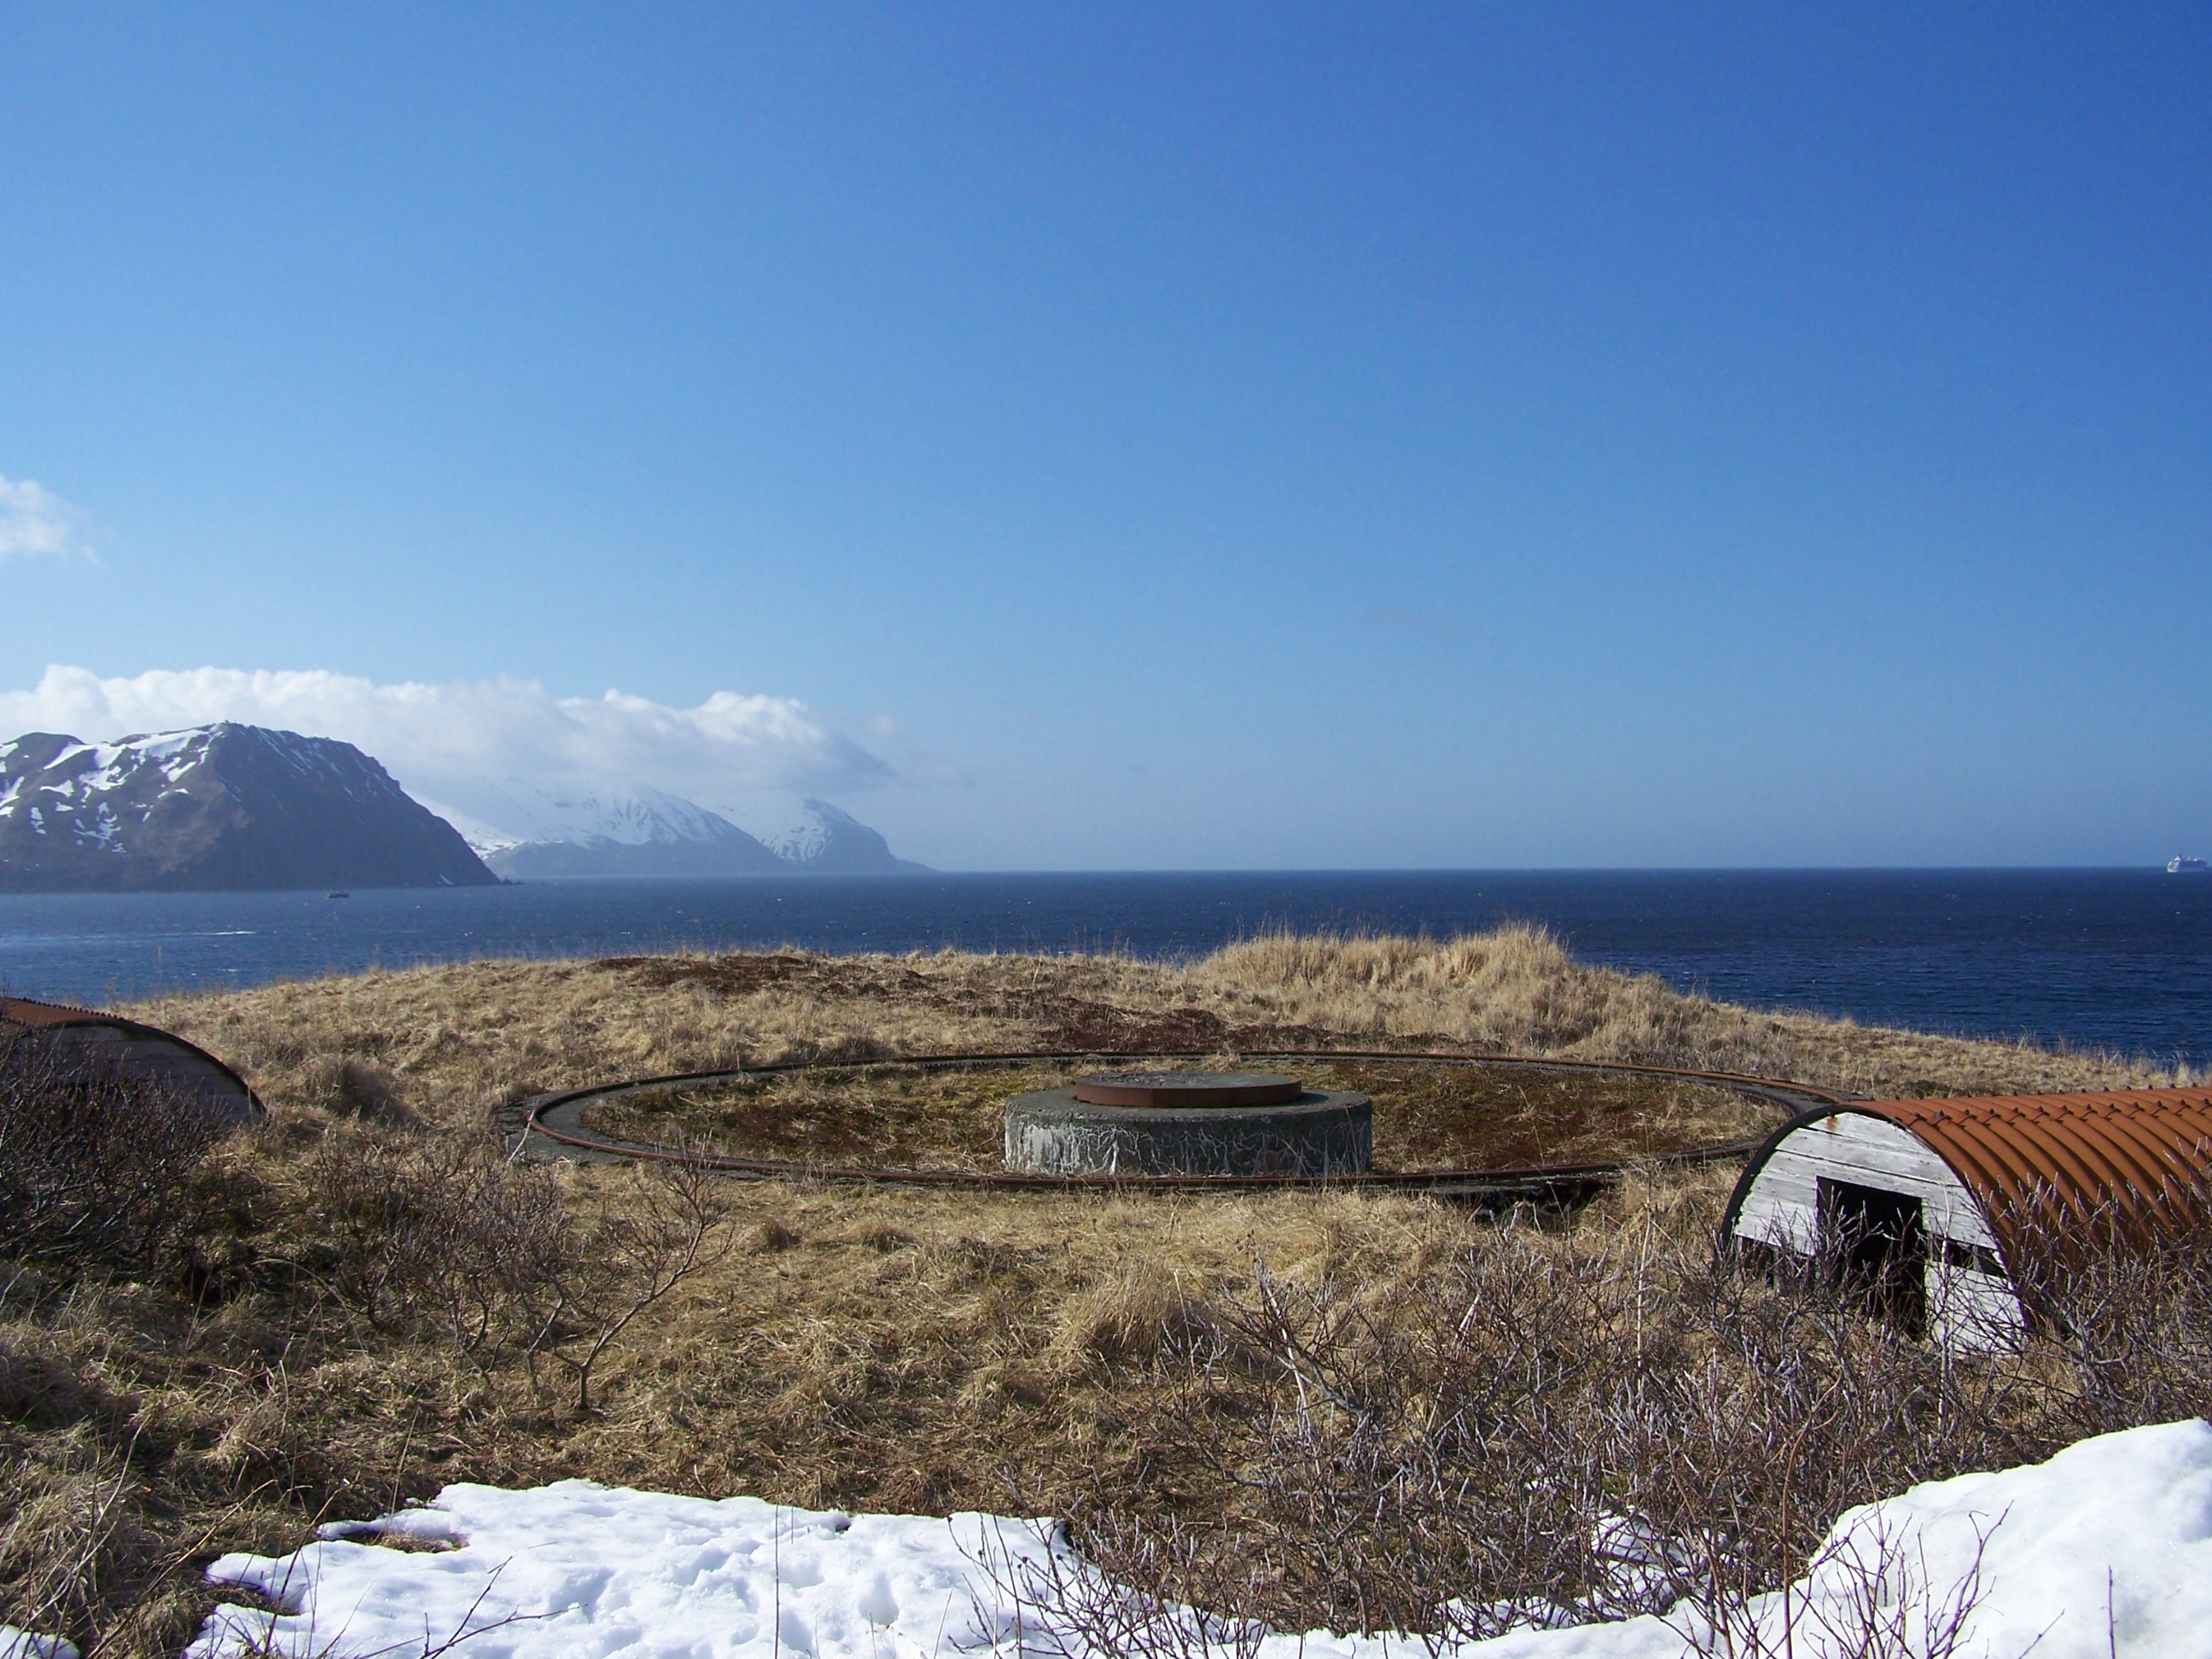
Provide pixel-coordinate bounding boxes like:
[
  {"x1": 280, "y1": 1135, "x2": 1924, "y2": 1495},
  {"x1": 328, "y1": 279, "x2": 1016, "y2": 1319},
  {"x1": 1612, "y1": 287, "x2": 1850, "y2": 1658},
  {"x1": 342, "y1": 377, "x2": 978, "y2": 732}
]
[{"x1": 516, "y1": 1051, "x2": 1852, "y2": 1208}]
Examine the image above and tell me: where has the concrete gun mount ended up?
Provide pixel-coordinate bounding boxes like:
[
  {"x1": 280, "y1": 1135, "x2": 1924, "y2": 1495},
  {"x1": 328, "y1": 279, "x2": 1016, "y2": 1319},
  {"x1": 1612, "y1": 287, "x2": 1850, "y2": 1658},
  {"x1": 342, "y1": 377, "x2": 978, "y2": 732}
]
[{"x1": 1005, "y1": 1069, "x2": 1371, "y2": 1177}]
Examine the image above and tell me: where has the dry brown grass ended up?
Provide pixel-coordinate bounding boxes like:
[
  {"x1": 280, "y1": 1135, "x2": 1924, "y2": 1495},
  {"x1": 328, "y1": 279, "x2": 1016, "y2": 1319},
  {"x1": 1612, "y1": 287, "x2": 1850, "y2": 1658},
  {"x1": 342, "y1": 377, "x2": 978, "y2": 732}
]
[
  {"x1": 129, "y1": 926, "x2": 2178, "y2": 1132},
  {"x1": 4, "y1": 1121, "x2": 1485, "y2": 1652},
  {"x1": 1006, "y1": 1175, "x2": 2211, "y2": 1650},
  {"x1": 1187, "y1": 928, "x2": 2185, "y2": 1095},
  {"x1": 0, "y1": 930, "x2": 2188, "y2": 1654}
]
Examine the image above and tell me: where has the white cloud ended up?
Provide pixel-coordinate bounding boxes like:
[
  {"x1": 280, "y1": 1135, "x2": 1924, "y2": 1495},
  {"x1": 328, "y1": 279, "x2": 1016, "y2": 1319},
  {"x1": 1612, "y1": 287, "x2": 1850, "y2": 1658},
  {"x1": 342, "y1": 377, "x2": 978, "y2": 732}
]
[
  {"x1": 0, "y1": 665, "x2": 890, "y2": 842},
  {"x1": 0, "y1": 476, "x2": 94, "y2": 562}
]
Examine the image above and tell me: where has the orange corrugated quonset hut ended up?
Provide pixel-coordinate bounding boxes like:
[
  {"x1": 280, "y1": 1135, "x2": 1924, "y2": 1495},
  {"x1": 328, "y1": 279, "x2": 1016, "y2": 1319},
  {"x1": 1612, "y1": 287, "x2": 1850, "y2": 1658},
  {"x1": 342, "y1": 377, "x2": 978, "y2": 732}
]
[
  {"x1": 0, "y1": 995, "x2": 262, "y2": 1126},
  {"x1": 1720, "y1": 1090, "x2": 2212, "y2": 1350}
]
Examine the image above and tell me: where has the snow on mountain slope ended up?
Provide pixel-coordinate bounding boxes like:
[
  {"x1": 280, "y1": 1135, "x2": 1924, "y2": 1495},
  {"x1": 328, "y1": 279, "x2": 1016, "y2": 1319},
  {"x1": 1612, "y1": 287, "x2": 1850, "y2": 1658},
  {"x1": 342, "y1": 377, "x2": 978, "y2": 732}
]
[
  {"x1": 457, "y1": 783, "x2": 786, "y2": 877},
  {"x1": 763, "y1": 799, "x2": 840, "y2": 864},
  {"x1": 456, "y1": 783, "x2": 928, "y2": 877},
  {"x1": 731, "y1": 796, "x2": 929, "y2": 874},
  {"x1": 0, "y1": 724, "x2": 496, "y2": 892},
  {"x1": 186, "y1": 1419, "x2": 2212, "y2": 1659},
  {"x1": 439, "y1": 783, "x2": 771, "y2": 854}
]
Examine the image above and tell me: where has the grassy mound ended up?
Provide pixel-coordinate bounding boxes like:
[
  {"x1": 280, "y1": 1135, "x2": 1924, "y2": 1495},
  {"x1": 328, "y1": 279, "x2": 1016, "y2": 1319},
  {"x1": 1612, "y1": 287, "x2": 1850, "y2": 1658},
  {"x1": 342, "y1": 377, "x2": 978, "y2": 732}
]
[
  {"x1": 131, "y1": 926, "x2": 2183, "y2": 1125},
  {"x1": 0, "y1": 932, "x2": 2194, "y2": 1656}
]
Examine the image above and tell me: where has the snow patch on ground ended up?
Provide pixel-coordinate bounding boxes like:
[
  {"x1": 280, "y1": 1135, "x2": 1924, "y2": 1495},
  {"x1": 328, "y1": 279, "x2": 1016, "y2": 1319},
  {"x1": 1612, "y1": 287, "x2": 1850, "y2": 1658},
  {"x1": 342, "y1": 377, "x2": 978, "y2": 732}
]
[
  {"x1": 189, "y1": 1420, "x2": 2212, "y2": 1659},
  {"x1": 192, "y1": 1492, "x2": 1030, "y2": 1659},
  {"x1": 0, "y1": 1623, "x2": 79, "y2": 1659}
]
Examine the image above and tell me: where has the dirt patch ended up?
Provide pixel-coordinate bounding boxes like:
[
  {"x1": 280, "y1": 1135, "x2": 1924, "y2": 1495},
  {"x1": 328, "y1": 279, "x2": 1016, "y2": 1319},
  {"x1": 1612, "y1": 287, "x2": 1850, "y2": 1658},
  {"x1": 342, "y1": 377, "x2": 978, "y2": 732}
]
[
  {"x1": 1307, "y1": 1057, "x2": 1773, "y2": 1167},
  {"x1": 578, "y1": 1057, "x2": 1775, "y2": 1173},
  {"x1": 585, "y1": 955, "x2": 1329, "y2": 1058},
  {"x1": 581, "y1": 1063, "x2": 1061, "y2": 1170},
  {"x1": 596, "y1": 952, "x2": 939, "y2": 1003}
]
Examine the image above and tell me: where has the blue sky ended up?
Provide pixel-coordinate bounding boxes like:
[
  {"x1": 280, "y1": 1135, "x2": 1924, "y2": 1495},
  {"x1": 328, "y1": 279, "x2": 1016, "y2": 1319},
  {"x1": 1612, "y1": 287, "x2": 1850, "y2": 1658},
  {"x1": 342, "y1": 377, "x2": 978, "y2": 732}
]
[{"x1": 2, "y1": 5, "x2": 2206, "y2": 868}]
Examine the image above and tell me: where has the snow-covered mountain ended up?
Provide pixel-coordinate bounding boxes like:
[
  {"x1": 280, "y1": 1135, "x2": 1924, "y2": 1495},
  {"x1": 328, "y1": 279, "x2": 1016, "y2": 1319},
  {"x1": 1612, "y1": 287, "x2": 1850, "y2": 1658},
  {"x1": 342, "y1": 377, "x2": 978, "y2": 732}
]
[
  {"x1": 745, "y1": 798, "x2": 930, "y2": 874},
  {"x1": 0, "y1": 722, "x2": 924, "y2": 888},
  {"x1": 474, "y1": 785, "x2": 789, "y2": 878},
  {"x1": 463, "y1": 785, "x2": 925, "y2": 878},
  {"x1": 0, "y1": 724, "x2": 497, "y2": 892}
]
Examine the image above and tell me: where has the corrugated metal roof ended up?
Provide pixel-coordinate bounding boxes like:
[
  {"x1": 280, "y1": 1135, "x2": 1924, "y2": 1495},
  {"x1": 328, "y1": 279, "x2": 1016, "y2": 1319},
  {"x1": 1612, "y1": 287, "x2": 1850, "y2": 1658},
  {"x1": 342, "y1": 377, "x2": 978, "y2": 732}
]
[
  {"x1": 1875, "y1": 1091, "x2": 2212, "y2": 1243},
  {"x1": 1735, "y1": 1090, "x2": 2212, "y2": 1273},
  {"x1": 0, "y1": 994, "x2": 106, "y2": 1029}
]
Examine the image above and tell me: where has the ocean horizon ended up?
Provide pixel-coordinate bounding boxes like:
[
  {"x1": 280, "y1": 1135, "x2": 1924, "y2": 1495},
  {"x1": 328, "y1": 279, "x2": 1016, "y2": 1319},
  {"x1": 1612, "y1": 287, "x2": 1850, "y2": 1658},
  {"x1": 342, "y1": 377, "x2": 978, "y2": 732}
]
[{"x1": 2, "y1": 866, "x2": 2206, "y2": 1068}]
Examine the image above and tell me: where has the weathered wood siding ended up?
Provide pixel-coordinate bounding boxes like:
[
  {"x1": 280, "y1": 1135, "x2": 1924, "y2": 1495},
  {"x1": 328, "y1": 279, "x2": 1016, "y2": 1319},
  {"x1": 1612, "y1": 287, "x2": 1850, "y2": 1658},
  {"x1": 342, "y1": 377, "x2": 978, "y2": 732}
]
[
  {"x1": 1732, "y1": 1111, "x2": 2025, "y2": 1350},
  {"x1": 1925, "y1": 1258, "x2": 2027, "y2": 1351}
]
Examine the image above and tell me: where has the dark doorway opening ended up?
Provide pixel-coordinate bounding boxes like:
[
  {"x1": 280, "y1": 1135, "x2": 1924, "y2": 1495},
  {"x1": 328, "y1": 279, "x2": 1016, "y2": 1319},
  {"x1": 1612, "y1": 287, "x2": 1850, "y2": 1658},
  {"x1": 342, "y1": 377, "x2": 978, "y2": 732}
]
[{"x1": 1818, "y1": 1178, "x2": 1926, "y2": 1336}]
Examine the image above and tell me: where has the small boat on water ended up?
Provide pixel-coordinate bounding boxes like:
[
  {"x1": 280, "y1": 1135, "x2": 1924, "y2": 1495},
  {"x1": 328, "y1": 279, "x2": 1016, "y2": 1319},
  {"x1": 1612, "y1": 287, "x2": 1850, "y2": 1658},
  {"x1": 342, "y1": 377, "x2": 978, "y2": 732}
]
[
  {"x1": 2168, "y1": 857, "x2": 2208, "y2": 875},
  {"x1": 328, "y1": 891, "x2": 351, "y2": 898}
]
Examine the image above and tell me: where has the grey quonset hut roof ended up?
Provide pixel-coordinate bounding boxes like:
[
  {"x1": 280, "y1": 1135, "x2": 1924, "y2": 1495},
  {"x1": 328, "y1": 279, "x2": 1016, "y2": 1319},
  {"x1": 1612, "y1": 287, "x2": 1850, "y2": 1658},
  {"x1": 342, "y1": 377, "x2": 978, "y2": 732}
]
[{"x1": 0, "y1": 996, "x2": 262, "y2": 1126}]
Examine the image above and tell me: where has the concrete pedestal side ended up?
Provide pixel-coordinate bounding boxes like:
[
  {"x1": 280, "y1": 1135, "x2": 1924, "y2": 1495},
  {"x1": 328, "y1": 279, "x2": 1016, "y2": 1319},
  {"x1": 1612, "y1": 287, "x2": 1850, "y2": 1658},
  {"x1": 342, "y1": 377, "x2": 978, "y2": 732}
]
[{"x1": 1004, "y1": 1086, "x2": 1372, "y2": 1177}]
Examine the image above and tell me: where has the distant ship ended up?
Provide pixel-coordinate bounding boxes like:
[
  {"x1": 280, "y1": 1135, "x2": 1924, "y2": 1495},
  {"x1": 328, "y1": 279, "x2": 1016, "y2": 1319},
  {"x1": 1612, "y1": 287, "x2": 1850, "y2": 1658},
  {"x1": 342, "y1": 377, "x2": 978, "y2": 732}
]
[{"x1": 2169, "y1": 857, "x2": 2209, "y2": 875}]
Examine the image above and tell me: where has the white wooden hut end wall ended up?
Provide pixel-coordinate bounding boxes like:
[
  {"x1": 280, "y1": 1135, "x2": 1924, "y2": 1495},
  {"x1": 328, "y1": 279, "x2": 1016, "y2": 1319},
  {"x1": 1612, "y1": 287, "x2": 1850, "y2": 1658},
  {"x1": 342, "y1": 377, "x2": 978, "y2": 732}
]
[
  {"x1": 1726, "y1": 1107, "x2": 2025, "y2": 1350},
  {"x1": 1723, "y1": 1089, "x2": 2212, "y2": 1353}
]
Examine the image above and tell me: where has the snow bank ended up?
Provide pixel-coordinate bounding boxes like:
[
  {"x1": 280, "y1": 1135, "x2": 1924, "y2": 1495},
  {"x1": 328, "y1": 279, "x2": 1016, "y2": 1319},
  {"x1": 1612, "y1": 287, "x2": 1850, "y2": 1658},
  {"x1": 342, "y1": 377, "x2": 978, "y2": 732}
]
[
  {"x1": 190, "y1": 1488, "x2": 1057, "y2": 1659},
  {"x1": 1762, "y1": 1415, "x2": 2212, "y2": 1659},
  {"x1": 189, "y1": 1419, "x2": 2212, "y2": 1659},
  {"x1": 0, "y1": 1625, "x2": 79, "y2": 1659}
]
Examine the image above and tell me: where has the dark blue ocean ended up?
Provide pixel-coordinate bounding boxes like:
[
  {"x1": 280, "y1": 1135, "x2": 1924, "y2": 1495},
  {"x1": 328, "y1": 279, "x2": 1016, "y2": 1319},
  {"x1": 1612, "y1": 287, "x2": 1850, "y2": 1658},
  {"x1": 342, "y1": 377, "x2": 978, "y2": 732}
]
[{"x1": 1, "y1": 870, "x2": 2207, "y2": 1065}]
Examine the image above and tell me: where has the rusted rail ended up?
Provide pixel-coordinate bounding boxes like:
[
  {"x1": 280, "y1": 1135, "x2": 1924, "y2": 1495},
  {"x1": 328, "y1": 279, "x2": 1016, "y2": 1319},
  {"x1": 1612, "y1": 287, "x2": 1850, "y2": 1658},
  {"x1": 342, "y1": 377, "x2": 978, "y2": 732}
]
[{"x1": 518, "y1": 1050, "x2": 1851, "y2": 1206}]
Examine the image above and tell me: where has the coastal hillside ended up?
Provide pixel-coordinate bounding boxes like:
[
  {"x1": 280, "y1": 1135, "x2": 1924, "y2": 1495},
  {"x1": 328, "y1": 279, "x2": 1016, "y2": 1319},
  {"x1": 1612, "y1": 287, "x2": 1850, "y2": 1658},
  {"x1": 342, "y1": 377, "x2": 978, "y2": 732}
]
[
  {"x1": 2, "y1": 931, "x2": 2197, "y2": 1652},
  {"x1": 0, "y1": 722, "x2": 498, "y2": 891}
]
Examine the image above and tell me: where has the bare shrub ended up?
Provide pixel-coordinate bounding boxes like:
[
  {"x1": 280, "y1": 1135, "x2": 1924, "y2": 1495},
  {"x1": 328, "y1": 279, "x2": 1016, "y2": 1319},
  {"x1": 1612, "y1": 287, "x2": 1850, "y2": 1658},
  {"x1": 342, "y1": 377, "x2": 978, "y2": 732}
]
[
  {"x1": 302, "y1": 1053, "x2": 411, "y2": 1123},
  {"x1": 310, "y1": 1132, "x2": 569, "y2": 1353},
  {"x1": 311, "y1": 1130, "x2": 733, "y2": 1413},
  {"x1": 1662, "y1": 1506, "x2": 2004, "y2": 1659},
  {"x1": 1008, "y1": 1241, "x2": 1615, "y2": 1647},
  {"x1": 1578, "y1": 1238, "x2": 2036, "y2": 1650},
  {"x1": 1038, "y1": 1210, "x2": 2208, "y2": 1654},
  {"x1": 2005, "y1": 1201, "x2": 2212, "y2": 1437},
  {"x1": 514, "y1": 1150, "x2": 735, "y2": 1413},
  {"x1": 973, "y1": 1511, "x2": 1270, "y2": 1659},
  {"x1": 0, "y1": 1031, "x2": 233, "y2": 1274}
]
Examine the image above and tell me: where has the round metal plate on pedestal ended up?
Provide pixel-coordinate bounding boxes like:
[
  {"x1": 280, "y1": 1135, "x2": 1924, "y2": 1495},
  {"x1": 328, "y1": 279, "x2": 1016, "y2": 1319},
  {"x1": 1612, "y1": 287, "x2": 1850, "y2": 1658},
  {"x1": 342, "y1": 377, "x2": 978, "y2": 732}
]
[{"x1": 1071, "y1": 1070, "x2": 1305, "y2": 1108}]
